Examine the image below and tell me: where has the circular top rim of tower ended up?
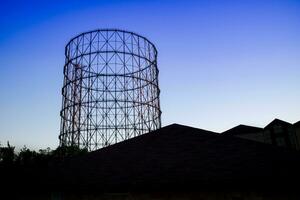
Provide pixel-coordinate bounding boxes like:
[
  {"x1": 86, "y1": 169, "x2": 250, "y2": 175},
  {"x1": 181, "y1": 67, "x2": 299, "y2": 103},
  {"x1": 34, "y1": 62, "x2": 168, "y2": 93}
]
[{"x1": 66, "y1": 29, "x2": 158, "y2": 56}]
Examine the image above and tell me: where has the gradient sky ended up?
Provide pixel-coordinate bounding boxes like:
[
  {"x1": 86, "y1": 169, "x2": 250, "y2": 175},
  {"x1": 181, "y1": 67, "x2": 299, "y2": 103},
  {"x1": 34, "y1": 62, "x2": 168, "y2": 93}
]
[{"x1": 0, "y1": 0, "x2": 300, "y2": 150}]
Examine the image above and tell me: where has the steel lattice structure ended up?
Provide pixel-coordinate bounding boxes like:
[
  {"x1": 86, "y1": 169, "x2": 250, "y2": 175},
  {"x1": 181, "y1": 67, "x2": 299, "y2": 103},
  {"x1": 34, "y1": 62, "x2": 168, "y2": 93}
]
[{"x1": 59, "y1": 29, "x2": 161, "y2": 151}]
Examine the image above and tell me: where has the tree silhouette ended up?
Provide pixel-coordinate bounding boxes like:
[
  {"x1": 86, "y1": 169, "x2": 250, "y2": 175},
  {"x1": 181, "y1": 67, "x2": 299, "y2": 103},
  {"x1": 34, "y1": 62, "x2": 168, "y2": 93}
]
[
  {"x1": 0, "y1": 141, "x2": 15, "y2": 164},
  {"x1": 0, "y1": 141, "x2": 87, "y2": 167}
]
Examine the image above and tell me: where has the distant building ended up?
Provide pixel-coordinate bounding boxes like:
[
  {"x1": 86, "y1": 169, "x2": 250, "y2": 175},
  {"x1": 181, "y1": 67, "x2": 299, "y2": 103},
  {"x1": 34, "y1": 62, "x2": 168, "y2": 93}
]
[
  {"x1": 264, "y1": 119, "x2": 299, "y2": 149},
  {"x1": 222, "y1": 118, "x2": 300, "y2": 150},
  {"x1": 222, "y1": 124, "x2": 264, "y2": 143},
  {"x1": 293, "y1": 120, "x2": 300, "y2": 147}
]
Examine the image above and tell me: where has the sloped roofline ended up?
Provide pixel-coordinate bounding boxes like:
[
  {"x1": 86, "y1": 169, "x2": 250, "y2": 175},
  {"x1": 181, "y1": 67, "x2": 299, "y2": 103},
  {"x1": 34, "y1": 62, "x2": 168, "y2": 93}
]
[
  {"x1": 294, "y1": 120, "x2": 300, "y2": 127},
  {"x1": 264, "y1": 118, "x2": 292, "y2": 129},
  {"x1": 222, "y1": 124, "x2": 263, "y2": 135}
]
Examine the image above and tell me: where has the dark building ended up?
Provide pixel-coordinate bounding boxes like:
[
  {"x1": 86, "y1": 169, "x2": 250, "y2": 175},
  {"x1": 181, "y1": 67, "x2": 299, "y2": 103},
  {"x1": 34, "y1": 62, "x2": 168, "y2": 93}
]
[
  {"x1": 293, "y1": 120, "x2": 300, "y2": 147},
  {"x1": 264, "y1": 119, "x2": 299, "y2": 149},
  {"x1": 223, "y1": 118, "x2": 300, "y2": 150},
  {"x1": 222, "y1": 124, "x2": 264, "y2": 143},
  {"x1": 5, "y1": 124, "x2": 300, "y2": 199}
]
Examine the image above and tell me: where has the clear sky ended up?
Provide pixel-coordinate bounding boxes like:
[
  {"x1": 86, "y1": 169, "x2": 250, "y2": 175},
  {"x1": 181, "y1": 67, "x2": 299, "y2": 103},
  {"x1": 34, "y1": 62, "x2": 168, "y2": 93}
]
[{"x1": 0, "y1": 0, "x2": 300, "y2": 150}]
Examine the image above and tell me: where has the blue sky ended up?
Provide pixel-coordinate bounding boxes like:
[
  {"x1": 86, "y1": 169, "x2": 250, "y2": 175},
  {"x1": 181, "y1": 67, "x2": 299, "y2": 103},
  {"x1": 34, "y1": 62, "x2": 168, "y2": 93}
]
[{"x1": 0, "y1": 0, "x2": 300, "y2": 149}]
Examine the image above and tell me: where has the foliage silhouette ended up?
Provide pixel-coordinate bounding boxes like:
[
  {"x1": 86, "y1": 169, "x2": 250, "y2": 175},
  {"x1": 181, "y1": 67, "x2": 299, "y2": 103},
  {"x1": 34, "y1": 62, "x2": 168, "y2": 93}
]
[
  {"x1": 0, "y1": 141, "x2": 87, "y2": 167},
  {"x1": 0, "y1": 141, "x2": 15, "y2": 164}
]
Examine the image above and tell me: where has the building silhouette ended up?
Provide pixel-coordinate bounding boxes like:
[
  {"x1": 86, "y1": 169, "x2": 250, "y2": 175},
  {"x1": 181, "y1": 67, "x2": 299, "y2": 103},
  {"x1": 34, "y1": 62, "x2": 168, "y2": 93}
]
[
  {"x1": 222, "y1": 124, "x2": 264, "y2": 142},
  {"x1": 3, "y1": 123, "x2": 300, "y2": 199},
  {"x1": 222, "y1": 118, "x2": 300, "y2": 150}
]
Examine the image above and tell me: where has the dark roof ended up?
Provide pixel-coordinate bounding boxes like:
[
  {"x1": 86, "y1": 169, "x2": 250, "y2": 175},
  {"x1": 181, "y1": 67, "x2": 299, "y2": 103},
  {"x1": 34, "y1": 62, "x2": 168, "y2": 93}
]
[
  {"x1": 222, "y1": 124, "x2": 263, "y2": 136},
  {"x1": 264, "y1": 118, "x2": 292, "y2": 129},
  {"x1": 49, "y1": 124, "x2": 300, "y2": 192},
  {"x1": 294, "y1": 120, "x2": 300, "y2": 127}
]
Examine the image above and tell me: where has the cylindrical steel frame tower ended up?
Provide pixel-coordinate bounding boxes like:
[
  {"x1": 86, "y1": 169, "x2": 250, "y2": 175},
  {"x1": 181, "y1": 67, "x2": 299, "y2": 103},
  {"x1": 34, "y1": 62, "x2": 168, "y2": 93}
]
[{"x1": 59, "y1": 29, "x2": 161, "y2": 151}]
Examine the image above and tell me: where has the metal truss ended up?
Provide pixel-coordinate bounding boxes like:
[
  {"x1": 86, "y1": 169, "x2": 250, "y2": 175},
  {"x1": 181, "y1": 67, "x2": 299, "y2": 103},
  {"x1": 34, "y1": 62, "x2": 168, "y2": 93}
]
[{"x1": 59, "y1": 29, "x2": 161, "y2": 151}]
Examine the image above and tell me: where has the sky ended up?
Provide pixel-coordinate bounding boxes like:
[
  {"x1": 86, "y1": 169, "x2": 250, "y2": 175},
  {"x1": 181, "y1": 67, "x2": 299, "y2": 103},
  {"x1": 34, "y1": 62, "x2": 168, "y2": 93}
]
[{"x1": 0, "y1": 0, "x2": 300, "y2": 150}]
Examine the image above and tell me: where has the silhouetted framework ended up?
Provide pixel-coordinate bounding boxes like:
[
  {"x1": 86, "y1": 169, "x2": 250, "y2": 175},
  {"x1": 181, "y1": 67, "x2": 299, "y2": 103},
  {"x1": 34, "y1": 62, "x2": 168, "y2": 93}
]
[{"x1": 59, "y1": 29, "x2": 161, "y2": 151}]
